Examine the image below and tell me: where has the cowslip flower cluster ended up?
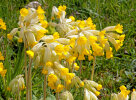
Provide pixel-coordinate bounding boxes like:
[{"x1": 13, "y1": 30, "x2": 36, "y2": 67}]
[
  {"x1": 7, "y1": 6, "x2": 48, "y2": 47},
  {"x1": 84, "y1": 80, "x2": 102, "y2": 100},
  {"x1": 8, "y1": 4, "x2": 126, "y2": 99},
  {"x1": 0, "y1": 62, "x2": 7, "y2": 77},
  {"x1": 0, "y1": 52, "x2": 7, "y2": 78},
  {"x1": 111, "y1": 85, "x2": 130, "y2": 100},
  {"x1": 0, "y1": 51, "x2": 4, "y2": 61},
  {"x1": 0, "y1": 18, "x2": 6, "y2": 30},
  {"x1": 8, "y1": 75, "x2": 25, "y2": 93},
  {"x1": 50, "y1": 5, "x2": 125, "y2": 60}
]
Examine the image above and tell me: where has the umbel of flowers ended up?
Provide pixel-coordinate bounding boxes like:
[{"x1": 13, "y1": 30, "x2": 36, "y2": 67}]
[{"x1": 7, "y1": 4, "x2": 126, "y2": 100}]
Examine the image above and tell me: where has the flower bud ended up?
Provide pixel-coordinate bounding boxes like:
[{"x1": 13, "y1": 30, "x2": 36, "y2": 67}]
[
  {"x1": 131, "y1": 89, "x2": 136, "y2": 100},
  {"x1": 111, "y1": 93, "x2": 118, "y2": 100},
  {"x1": 9, "y1": 75, "x2": 25, "y2": 94},
  {"x1": 84, "y1": 88, "x2": 98, "y2": 100},
  {"x1": 60, "y1": 91, "x2": 74, "y2": 100}
]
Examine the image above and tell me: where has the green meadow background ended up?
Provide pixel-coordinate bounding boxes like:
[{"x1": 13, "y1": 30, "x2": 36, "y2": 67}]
[{"x1": 0, "y1": 0, "x2": 136, "y2": 99}]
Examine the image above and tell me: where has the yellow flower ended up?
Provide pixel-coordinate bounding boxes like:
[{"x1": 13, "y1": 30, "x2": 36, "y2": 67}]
[
  {"x1": 119, "y1": 34, "x2": 125, "y2": 42},
  {"x1": 86, "y1": 17, "x2": 93, "y2": 26},
  {"x1": 26, "y1": 50, "x2": 34, "y2": 58},
  {"x1": 48, "y1": 82, "x2": 56, "y2": 90},
  {"x1": 114, "y1": 24, "x2": 123, "y2": 33},
  {"x1": 53, "y1": 32, "x2": 60, "y2": 39},
  {"x1": 95, "y1": 91, "x2": 100, "y2": 96},
  {"x1": 78, "y1": 21, "x2": 85, "y2": 28},
  {"x1": 77, "y1": 36, "x2": 87, "y2": 45},
  {"x1": 74, "y1": 63, "x2": 79, "y2": 71},
  {"x1": 58, "y1": 5, "x2": 66, "y2": 12},
  {"x1": 37, "y1": 29, "x2": 48, "y2": 40},
  {"x1": 64, "y1": 45, "x2": 70, "y2": 52},
  {"x1": 48, "y1": 74, "x2": 58, "y2": 83},
  {"x1": 82, "y1": 49, "x2": 89, "y2": 55},
  {"x1": 20, "y1": 8, "x2": 28, "y2": 17},
  {"x1": 0, "y1": 19, "x2": 6, "y2": 30},
  {"x1": 59, "y1": 54, "x2": 66, "y2": 60},
  {"x1": 7, "y1": 87, "x2": 11, "y2": 91},
  {"x1": 99, "y1": 30, "x2": 106, "y2": 37},
  {"x1": 114, "y1": 40, "x2": 123, "y2": 51},
  {"x1": 40, "y1": 20, "x2": 48, "y2": 28},
  {"x1": 38, "y1": 14, "x2": 45, "y2": 20},
  {"x1": 31, "y1": 42, "x2": 38, "y2": 48},
  {"x1": 66, "y1": 73, "x2": 75, "y2": 80},
  {"x1": 66, "y1": 80, "x2": 71, "y2": 85},
  {"x1": 120, "y1": 85, "x2": 127, "y2": 91},
  {"x1": 92, "y1": 43, "x2": 103, "y2": 55},
  {"x1": 0, "y1": 69, "x2": 7, "y2": 77},
  {"x1": 78, "y1": 54, "x2": 85, "y2": 60},
  {"x1": 119, "y1": 85, "x2": 130, "y2": 98},
  {"x1": 42, "y1": 69, "x2": 48, "y2": 75},
  {"x1": 0, "y1": 24, "x2": 6, "y2": 30},
  {"x1": 61, "y1": 68, "x2": 69, "y2": 75},
  {"x1": 37, "y1": 6, "x2": 45, "y2": 14},
  {"x1": 55, "y1": 44, "x2": 64, "y2": 55},
  {"x1": 18, "y1": 38, "x2": 23, "y2": 43},
  {"x1": 0, "y1": 62, "x2": 4, "y2": 72},
  {"x1": 106, "y1": 47, "x2": 113, "y2": 59},
  {"x1": 7, "y1": 34, "x2": 13, "y2": 40},
  {"x1": 88, "y1": 55, "x2": 94, "y2": 61},
  {"x1": 70, "y1": 38, "x2": 76, "y2": 48},
  {"x1": 96, "y1": 84, "x2": 102, "y2": 90},
  {"x1": 66, "y1": 56, "x2": 76, "y2": 64},
  {"x1": 0, "y1": 52, "x2": 4, "y2": 61},
  {"x1": 69, "y1": 16, "x2": 75, "y2": 21},
  {"x1": 46, "y1": 61, "x2": 53, "y2": 67},
  {"x1": 79, "y1": 82, "x2": 84, "y2": 87},
  {"x1": 91, "y1": 24, "x2": 96, "y2": 30},
  {"x1": 100, "y1": 38, "x2": 108, "y2": 47},
  {"x1": 56, "y1": 84, "x2": 64, "y2": 92},
  {"x1": 89, "y1": 36, "x2": 97, "y2": 45},
  {"x1": 20, "y1": 84, "x2": 25, "y2": 90}
]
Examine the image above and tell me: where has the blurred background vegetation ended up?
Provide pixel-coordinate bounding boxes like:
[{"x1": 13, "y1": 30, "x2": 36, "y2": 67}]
[{"x1": 0, "y1": 0, "x2": 136, "y2": 99}]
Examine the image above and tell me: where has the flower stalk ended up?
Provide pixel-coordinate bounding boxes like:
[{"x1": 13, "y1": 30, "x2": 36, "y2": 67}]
[
  {"x1": 43, "y1": 75, "x2": 47, "y2": 100},
  {"x1": 27, "y1": 58, "x2": 32, "y2": 100},
  {"x1": 24, "y1": 36, "x2": 28, "y2": 100}
]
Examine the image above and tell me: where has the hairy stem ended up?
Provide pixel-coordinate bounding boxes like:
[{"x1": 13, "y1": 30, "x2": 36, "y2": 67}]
[
  {"x1": 18, "y1": 82, "x2": 20, "y2": 100},
  {"x1": 43, "y1": 75, "x2": 47, "y2": 100},
  {"x1": 27, "y1": 58, "x2": 32, "y2": 100},
  {"x1": 24, "y1": 36, "x2": 28, "y2": 100},
  {"x1": 56, "y1": 93, "x2": 59, "y2": 100}
]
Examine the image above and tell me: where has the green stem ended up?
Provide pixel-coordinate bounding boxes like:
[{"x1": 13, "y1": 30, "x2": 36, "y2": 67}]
[
  {"x1": 27, "y1": 58, "x2": 32, "y2": 100},
  {"x1": 43, "y1": 75, "x2": 47, "y2": 100},
  {"x1": 56, "y1": 93, "x2": 59, "y2": 100},
  {"x1": 24, "y1": 37, "x2": 28, "y2": 100},
  {"x1": 91, "y1": 56, "x2": 96, "y2": 80},
  {"x1": 18, "y1": 82, "x2": 20, "y2": 100}
]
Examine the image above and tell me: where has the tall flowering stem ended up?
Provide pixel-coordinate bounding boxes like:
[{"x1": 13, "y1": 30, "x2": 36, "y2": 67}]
[
  {"x1": 44, "y1": 75, "x2": 47, "y2": 100},
  {"x1": 27, "y1": 58, "x2": 32, "y2": 100},
  {"x1": 91, "y1": 56, "x2": 96, "y2": 80},
  {"x1": 24, "y1": 36, "x2": 28, "y2": 100},
  {"x1": 18, "y1": 82, "x2": 20, "y2": 100},
  {"x1": 56, "y1": 93, "x2": 59, "y2": 100}
]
